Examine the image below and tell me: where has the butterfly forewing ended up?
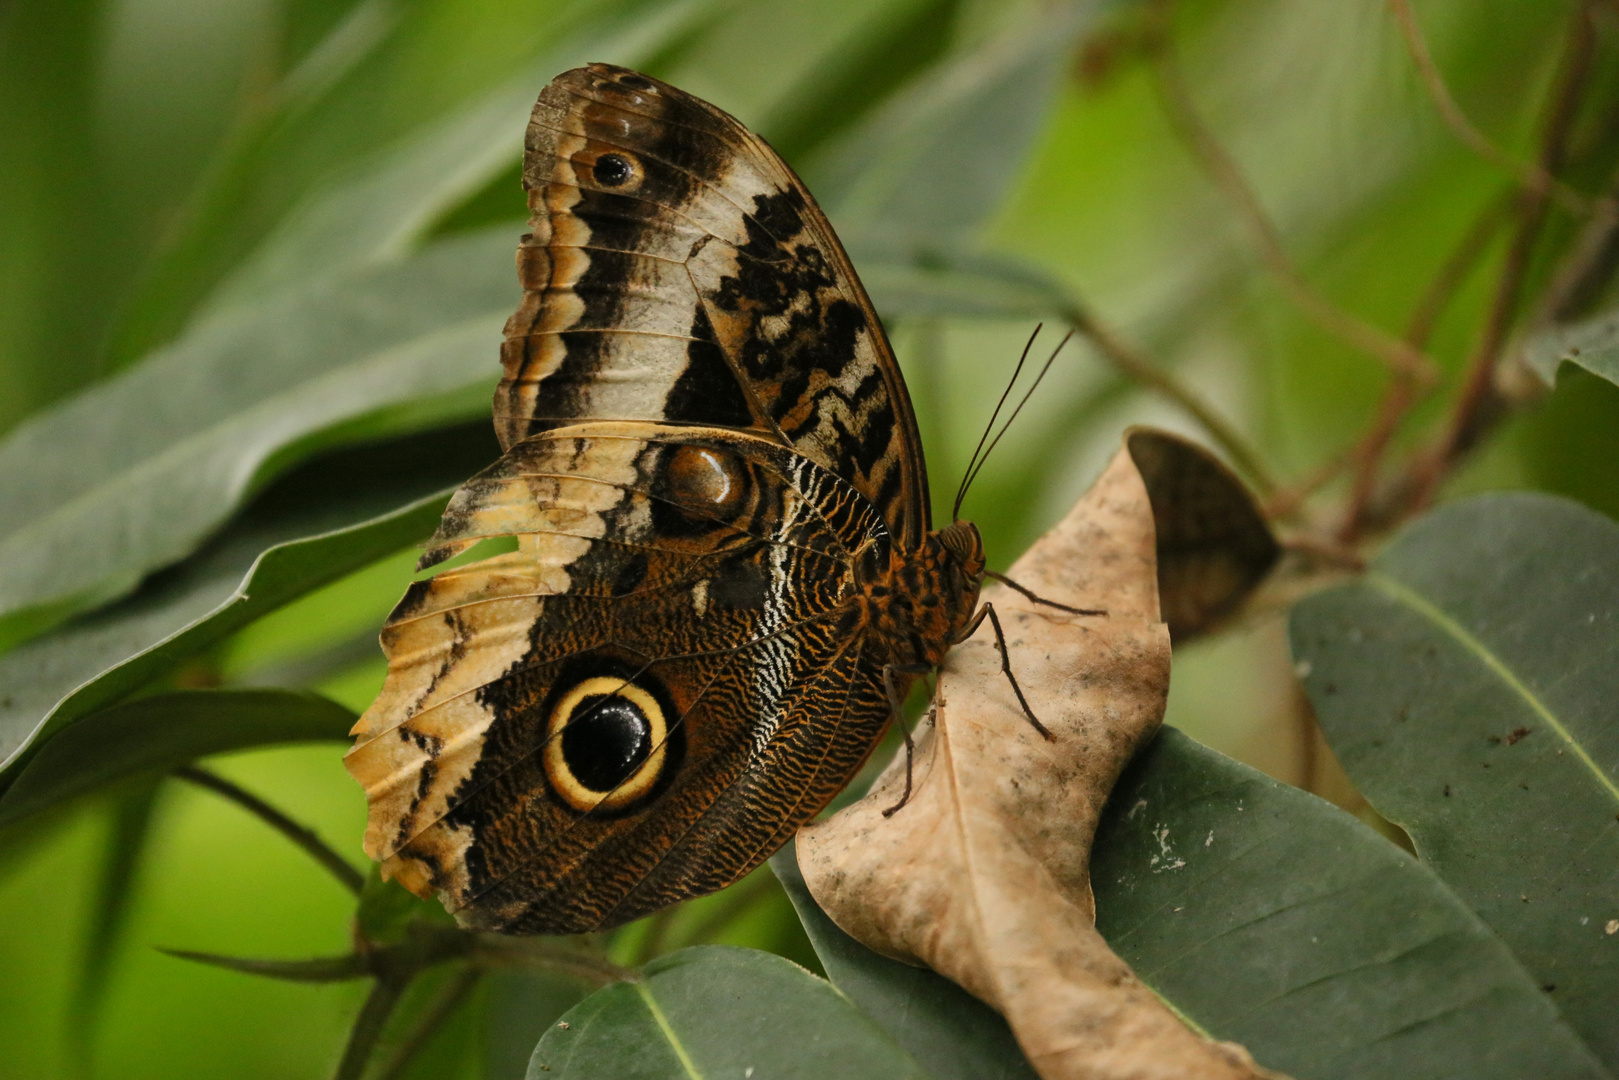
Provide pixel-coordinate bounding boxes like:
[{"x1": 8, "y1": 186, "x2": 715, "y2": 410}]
[{"x1": 498, "y1": 63, "x2": 929, "y2": 549}]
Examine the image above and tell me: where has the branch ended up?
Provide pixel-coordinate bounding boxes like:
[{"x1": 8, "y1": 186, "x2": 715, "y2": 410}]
[
  {"x1": 1059, "y1": 300, "x2": 1278, "y2": 495},
  {"x1": 1388, "y1": 0, "x2": 1597, "y2": 216},
  {"x1": 1406, "y1": 1, "x2": 1599, "y2": 511},
  {"x1": 1336, "y1": 190, "x2": 1514, "y2": 541},
  {"x1": 372, "y1": 966, "x2": 483, "y2": 1080},
  {"x1": 173, "y1": 765, "x2": 366, "y2": 896},
  {"x1": 334, "y1": 974, "x2": 411, "y2": 1080},
  {"x1": 1528, "y1": 159, "x2": 1619, "y2": 326},
  {"x1": 471, "y1": 934, "x2": 636, "y2": 988},
  {"x1": 1147, "y1": 10, "x2": 1440, "y2": 387}
]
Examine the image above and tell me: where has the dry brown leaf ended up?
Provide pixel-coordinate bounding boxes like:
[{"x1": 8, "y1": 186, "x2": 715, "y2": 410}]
[
  {"x1": 1127, "y1": 429, "x2": 1280, "y2": 644},
  {"x1": 797, "y1": 439, "x2": 1286, "y2": 1080}
]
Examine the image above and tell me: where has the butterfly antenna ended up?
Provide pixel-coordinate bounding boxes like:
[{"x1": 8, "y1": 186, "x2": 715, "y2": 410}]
[
  {"x1": 952, "y1": 324, "x2": 1043, "y2": 521},
  {"x1": 954, "y1": 330, "x2": 1073, "y2": 516}
]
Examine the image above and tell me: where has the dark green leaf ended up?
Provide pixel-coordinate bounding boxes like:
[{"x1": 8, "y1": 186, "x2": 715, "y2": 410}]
[
  {"x1": 528, "y1": 946, "x2": 930, "y2": 1079},
  {"x1": 808, "y1": 1, "x2": 1107, "y2": 260},
  {"x1": 204, "y1": 0, "x2": 729, "y2": 317},
  {"x1": 771, "y1": 844, "x2": 1039, "y2": 1080},
  {"x1": 161, "y1": 947, "x2": 371, "y2": 983},
  {"x1": 1094, "y1": 727, "x2": 1610, "y2": 1080},
  {"x1": 859, "y1": 252, "x2": 1072, "y2": 322},
  {"x1": 71, "y1": 775, "x2": 163, "y2": 1044},
  {"x1": 484, "y1": 970, "x2": 592, "y2": 1080},
  {"x1": 0, "y1": 228, "x2": 514, "y2": 645},
  {"x1": 0, "y1": 690, "x2": 353, "y2": 828},
  {"x1": 1290, "y1": 492, "x2": 1619, "y2": 1069},
  {"x1": 0, "y1": 421, "x2": 493, "y2": 781},
  {"x1": 109, "y1": 0, "x2": 722, "y2": 366},
  {"x1": 1523, "y1": 306, "x2": 1619, "y2": 389},
  {"x1": 357, "y1": 865, "x2": 444, "y2": 946}
]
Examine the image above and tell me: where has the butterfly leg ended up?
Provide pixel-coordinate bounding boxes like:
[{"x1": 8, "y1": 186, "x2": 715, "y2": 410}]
[
  {"x1": 881, "y1": 662, "x2": 933, "y2": 818},
  {"x1": 984, "y1": 570, "x2": 1107, "y2": 617},
  {"x1": 960, "y1": 601, "x2": 1055, "y2": 742}
]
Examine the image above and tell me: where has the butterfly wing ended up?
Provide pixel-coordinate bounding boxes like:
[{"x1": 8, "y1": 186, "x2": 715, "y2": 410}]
[
  {"x1": 497, "y1": 63, "x2": 930, "y2": 548},
  {"x1": 345, "y1": 423, "x2": 895, "y2": 933}
]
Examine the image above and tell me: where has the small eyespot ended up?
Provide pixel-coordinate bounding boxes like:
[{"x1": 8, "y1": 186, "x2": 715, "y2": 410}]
[
  {"x1": 593, "y1": 153, "x2": 635, "y2": 188},
  {"x1": 616, "y1": 73, "x2": 654, "y2": 91},
  {"x1": 543, "y1": 676, "x2": 668, "y2": 813}
]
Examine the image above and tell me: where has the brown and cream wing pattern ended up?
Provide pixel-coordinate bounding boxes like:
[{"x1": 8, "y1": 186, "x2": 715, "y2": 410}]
[
  {"x1": 495, "y1": 63, "x2": 930, "y2": 549},
  {"x1": 345, "y1": 423, "x2": 897, "y2": 933}
]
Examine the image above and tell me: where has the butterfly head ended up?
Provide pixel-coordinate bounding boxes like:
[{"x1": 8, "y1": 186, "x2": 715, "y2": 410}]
[{"x1": 937, "y1": 519, "x2": 986, "y2": 582}]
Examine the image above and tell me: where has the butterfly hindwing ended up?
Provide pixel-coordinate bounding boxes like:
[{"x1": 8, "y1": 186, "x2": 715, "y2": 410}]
[{"x1": 345, "y1": 423, "x2": 896, "y2": 932}]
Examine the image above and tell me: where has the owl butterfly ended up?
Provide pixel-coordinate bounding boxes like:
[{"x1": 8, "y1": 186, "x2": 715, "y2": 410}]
[{"x1": 345, "y1": 63, "x2": 1089, "y2": 935}]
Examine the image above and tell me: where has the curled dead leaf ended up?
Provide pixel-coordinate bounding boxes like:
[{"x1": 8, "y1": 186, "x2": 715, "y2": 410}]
[
  {"x1": 797, "y1": 437, "x2": 1286, "y2": 1080},
  {"x1": 1128, "y1": 428, "x2": 1280, "y2": 643}
]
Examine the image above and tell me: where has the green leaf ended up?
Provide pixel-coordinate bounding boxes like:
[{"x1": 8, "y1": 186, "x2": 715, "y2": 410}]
[
  {"x1": 774, "y1": 730, "x2": 1603, "y2": 1079},
  {"x1": 1522, "y1": 306, "x2": 1619, "y2": 389},
  {"x1": 528, "y1": 946, "x2": 931, "y2": 1080},
  {"x1": 1093, "y1": 727, "x2": 1611, "y2": 1080},
  {"x1": 1289, "y1": 492, "x2": 1619, "y2": 1069},
  {"x1": 484, "y1": 969, "x2": 592, "y2": 1080},
  {"x1": 202, "y1": 0, "x2": 730, "y2": 320},
  {"x1": 771, "y1": 844, "x2": 1038, "y2": 1080},
  {"x1": 0, "y1": 690, "x2": 354, "y2": 829},
  {"x1": 0, "y1": 228, "x2": 512, "y2": 647},
  {"x1": 160, "y1": 948, "x2": 371, "y2": 983},
  {"x1": 71, "y1": 775, "x2": 163, "y2": 1048},
  {"x1": 859, "y1": 252, "x2": 1072, "y2": 322},
  {"x1": 0, "y1": 421, "x2": 486, "y2": 782},
  {"x1": 109, "y1": 0, "x2": 722, "y2": 365},
  {"x1": 356, "y1": 865, "x2": 444, "y2": 946},
  {"x1": 807, "y1": 1, "x2": 1107, "y2": 260}
]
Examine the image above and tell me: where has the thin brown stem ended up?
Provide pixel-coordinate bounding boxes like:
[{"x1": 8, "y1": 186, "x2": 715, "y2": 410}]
[
  {"x1": 334, "y1": 974, "x2": 412, "y2": 1080},
  {"x1": 1148, "y1": 9, "x2": 1440, "y2": 387},
  {"x1": 1531, "y1": 161, "x2": 1619, "y2": 326},
  {"x1": 372, "y1": 966, "x2": 484, "y2": 1080},
  {"x1": 1408, "y1": 1, "x2": 1598, "y2": 511},
  {"x1": 1059, "y1": 300, "x2": 1277, "y2": 494},
  {"x1": 470, "y1": 935, "x2": 634, "y2": 988},
  {"x1": 173, "y1": 765, "x2": 365, "y2": 896},
  {"x1": 1388, "y1": 0, "x2": 1596, "y2": 216},
  {"x1": 1337, "y1": 190, "x2": 1513, "y2": 541}
]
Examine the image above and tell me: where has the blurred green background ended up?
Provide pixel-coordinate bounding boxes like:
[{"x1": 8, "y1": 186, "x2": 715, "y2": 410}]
[{"x1": 3, "y1": 0, "x2": 1617, "y2": 1076}]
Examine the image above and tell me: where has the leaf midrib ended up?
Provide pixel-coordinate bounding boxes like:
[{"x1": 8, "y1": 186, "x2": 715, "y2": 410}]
[{"x1": 1367, "y1": 570, "x2": 1619, "y2": 807}]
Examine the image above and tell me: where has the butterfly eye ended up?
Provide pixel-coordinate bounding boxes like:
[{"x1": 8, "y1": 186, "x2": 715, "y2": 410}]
[
  {"x1": 592, "y1": 152, "x2": 637, "y2": 188},
  {"x1": 544, "y1": 676, "x2": 669, "y2": 813}
]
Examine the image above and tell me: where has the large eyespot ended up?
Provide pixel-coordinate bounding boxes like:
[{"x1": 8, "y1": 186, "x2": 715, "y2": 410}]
[
  {"x1": 543, "y1": 676, "x2": 668, "y2": 813},
  {"x1": 592, "y1": 152, "x2": 637, "y2": 188},
  {"x1": 664, "y1": 444, "x2": 747, "y2": 518}
]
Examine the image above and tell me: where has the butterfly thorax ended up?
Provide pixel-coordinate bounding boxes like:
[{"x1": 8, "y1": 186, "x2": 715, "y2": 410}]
[{"x1": 856, "y1": 520, "x2": 985, "y2": 670}]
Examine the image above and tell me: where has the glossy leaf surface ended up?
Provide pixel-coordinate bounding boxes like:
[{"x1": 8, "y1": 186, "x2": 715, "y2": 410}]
[
  {"x1": 1291, "y1": 493, "x2": 1619, "y2": 1068},
  {"x1": 528, "y1": 946, "x2": 929, "y2": 1079},
  {"x1": 0, "y1": 690, "x2": 355, "y2": 828},
  {"x1": 1094, "y1": 727, "x2": 1609, "y2": 1080},
  {"x1": 0, "y1": 423, "x2": 496, "y2": 780}
]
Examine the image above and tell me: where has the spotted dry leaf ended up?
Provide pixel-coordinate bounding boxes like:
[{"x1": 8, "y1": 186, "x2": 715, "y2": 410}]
[{"x1": 797, "y1": 441, "x2": 1286, "y2": 1080}]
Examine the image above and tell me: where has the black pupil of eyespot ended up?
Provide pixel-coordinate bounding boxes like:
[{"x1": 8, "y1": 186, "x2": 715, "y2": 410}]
[
  {"x1": 562, "y1": 694, "x2": 652, "y2": 792},
  {"x1": 593, "y1": 154, "x2": 632, "y2": 187}
]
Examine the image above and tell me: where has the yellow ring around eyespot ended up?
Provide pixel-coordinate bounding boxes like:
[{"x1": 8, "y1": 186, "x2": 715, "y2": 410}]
[{"x1": 543, "y1": 676, "x2": 668, "y2": 813}]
